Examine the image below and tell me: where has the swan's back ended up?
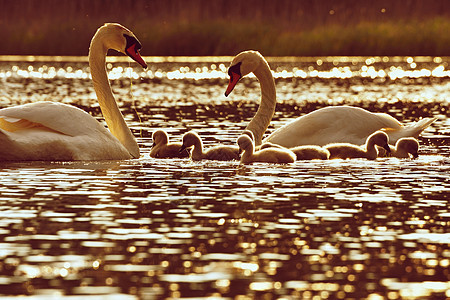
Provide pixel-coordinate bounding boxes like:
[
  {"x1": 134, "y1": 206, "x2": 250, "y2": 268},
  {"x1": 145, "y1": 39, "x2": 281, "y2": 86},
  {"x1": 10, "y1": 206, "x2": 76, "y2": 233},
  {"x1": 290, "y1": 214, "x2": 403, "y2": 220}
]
[
  {"x1": 264, "y1": 106, "x2": 403, "y2": 147},
  {"x1": 0, "y1": 126, "x2": 128, "y2": 161},
  {"x1": 0, "y1": 102, "x2": 130, "y2": 161},
  {"x1": 0, "y1": 102, "x2": 107, "y2": 137}
]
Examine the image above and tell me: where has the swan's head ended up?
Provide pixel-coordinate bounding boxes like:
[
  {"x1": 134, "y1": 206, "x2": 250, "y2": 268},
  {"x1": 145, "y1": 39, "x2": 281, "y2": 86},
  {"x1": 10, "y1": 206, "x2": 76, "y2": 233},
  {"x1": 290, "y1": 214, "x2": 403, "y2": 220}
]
[
  {"x1": 93, "y1": 23, "x2": 147, "y2": 69},
  {"x1": 180, "y1": 131, "x2": 202, "y2": 152},
  {"x1": 396, "y1": 138, "x2": 419, "y2": 158},
  {"x1": 237, "y1": 135, "x2": 254, "y2": 153},
  {"x1": 152, "y1": 130, "x2": 169, "y2": 147},
  {"x1": 368, "y1": 131, "x2": 390, "y2": 152},
  {"x1": 225, "y1": 50, "x2": 265, "y2": 96}
]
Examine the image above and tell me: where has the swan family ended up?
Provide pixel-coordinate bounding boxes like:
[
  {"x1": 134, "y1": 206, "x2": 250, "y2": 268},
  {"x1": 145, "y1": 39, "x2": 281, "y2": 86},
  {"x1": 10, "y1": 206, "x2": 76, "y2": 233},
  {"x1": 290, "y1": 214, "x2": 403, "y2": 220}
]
[
  {"x1": 224, "y1": 50, "x2": 436, "y2": 147},
  {"x1": 0, "y1": 24, "x2": 436, "y2": 162}
]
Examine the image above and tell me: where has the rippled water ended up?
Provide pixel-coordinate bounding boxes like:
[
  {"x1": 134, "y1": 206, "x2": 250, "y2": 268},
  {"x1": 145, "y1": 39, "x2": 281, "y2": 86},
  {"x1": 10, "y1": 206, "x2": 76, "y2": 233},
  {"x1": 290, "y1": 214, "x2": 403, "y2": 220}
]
[{"x1": 0, "y1": 56, "x2": 449, "y2": 299}]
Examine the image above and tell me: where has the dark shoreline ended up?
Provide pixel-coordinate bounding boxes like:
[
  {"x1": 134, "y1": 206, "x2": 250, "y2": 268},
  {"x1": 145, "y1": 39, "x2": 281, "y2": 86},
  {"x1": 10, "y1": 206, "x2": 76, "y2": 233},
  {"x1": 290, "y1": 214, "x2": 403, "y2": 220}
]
[{"x1": 1, "y1": 0, "x2": 449, "y2": 56}]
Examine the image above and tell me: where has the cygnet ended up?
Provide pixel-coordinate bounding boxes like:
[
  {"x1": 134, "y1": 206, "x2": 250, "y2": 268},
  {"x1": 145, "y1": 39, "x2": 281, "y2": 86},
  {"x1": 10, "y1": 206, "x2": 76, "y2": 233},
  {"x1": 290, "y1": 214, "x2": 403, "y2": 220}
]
[
  {"x1": 237, "y1": 135, "x2": 296, "y2": 164},
  {"x1": 324, "y1": 131, "x2": 390, "y2": 160},
  {"x1": 180, "y1": 131, "x2": 240, "y2": 161},
  {"x1": 150, "y1": 130, "x2": 189, "y2": 158}
]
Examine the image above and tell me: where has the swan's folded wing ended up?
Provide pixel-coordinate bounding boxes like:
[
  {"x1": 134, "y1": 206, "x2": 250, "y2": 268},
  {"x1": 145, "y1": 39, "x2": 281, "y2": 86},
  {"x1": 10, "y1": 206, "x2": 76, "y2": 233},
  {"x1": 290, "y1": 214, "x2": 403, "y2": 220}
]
[
  {"x1": 0, "y1": 115, "x2": 67, "y2": 135},
  {"x1": 264, "y1": 106, "x2": 405, "y2": 147},
  {"x1": 0, "y1": 102, "x2": 107, "y2": 137}
]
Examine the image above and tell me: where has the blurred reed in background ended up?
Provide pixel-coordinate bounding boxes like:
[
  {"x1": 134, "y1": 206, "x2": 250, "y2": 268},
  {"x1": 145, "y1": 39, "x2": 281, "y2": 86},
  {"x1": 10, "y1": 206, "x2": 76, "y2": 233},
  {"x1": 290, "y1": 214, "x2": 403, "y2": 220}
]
[{"x1": 0, "y1": 0, "x2": 449, "y2": 56}]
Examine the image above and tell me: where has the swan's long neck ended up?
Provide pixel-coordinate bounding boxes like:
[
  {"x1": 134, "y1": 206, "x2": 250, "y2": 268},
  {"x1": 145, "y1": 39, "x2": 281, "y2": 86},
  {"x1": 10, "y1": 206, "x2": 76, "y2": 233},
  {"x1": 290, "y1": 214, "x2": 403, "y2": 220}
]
[
  {"x1": 245, "y1": 61, "x2": 276, "y2": 146},
  {"x1": 89, "y1": 36, "x2": 140, "y2": 158}
]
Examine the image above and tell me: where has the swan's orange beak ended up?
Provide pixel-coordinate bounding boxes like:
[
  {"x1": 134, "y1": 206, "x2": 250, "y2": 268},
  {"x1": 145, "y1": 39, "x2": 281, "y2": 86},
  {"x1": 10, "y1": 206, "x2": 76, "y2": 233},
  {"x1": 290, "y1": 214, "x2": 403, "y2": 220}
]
[
  {"x1": 126, "y1": 43, "x2": 147, "y2": 69},
  {"x1": 225, "y1": 71, "x2": 241, "y2": 97},
  {"x1": 225, "y1": 62, "x2": 242, "y2": 97}
]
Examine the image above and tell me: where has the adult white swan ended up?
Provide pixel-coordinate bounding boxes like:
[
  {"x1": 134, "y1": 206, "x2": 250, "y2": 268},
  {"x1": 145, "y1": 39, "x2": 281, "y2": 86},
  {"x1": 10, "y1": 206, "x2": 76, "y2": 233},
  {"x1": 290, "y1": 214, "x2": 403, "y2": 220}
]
[
  {"x1": 224, "y1": 50, "x2": 437, "y2": 147},
  {"x1": 0, "y1": 23, "x2": 147, "y2": 161}
]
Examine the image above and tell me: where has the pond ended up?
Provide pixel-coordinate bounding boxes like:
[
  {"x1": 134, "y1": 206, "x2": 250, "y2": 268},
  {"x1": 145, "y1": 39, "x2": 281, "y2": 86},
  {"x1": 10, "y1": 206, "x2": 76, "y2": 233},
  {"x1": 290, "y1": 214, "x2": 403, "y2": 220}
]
[{"x1": 0, "y1": 56, "x2": 449, "y2": 299}]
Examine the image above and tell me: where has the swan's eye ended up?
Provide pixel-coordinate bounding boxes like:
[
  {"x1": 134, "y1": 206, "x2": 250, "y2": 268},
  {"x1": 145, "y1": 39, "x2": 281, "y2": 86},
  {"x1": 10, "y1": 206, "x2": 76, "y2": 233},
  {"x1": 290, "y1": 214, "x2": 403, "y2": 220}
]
[
  {"x1": 228, "y1": 62, "x2": 242, "y2": 77},
  {"x1": 123, "y1": 34, "x2": 147, "y2": 69},
  {"x1": 123, "y1": 34, "x2": 142, "y2": 51}
]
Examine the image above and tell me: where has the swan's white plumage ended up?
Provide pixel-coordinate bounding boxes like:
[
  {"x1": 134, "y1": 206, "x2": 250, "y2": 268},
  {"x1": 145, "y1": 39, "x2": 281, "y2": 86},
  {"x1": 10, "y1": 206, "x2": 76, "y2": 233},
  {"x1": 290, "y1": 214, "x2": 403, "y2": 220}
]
[
  {"x1": 1, "y1": 102, "x2": 103, "y2": 137},
  {"x1": 265, "y1": 106, "x2": 400, "y2": 147},
  {"x1": 225, "y1": 50, "x2": 437, "y2": 147},
  {"x1": 0, "y1": 23, "x2": 146, "y2": 161}
]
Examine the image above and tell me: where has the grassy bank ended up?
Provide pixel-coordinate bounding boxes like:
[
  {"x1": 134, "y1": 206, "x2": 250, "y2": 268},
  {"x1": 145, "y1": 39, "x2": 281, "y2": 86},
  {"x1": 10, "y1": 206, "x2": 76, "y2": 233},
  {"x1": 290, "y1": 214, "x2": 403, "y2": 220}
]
[
  {"x1": 1, "y1": 0, "x2": 449, "y2": 56},
  {"x1": 140, "y1": 18, "x2": 450, "y2": 56}
]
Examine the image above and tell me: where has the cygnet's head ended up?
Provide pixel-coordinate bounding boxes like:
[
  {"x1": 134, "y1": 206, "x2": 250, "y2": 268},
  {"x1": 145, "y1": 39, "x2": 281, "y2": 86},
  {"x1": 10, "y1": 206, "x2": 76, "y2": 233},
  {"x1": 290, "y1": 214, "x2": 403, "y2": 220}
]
[
  {"x1": 368, "y1": 131, "x2": 390, "y2": 152},
  {"x1": 181, "y1": 131, "x2": 201, "y2": 148},
  {"x1": 396, "y1": 138, "x2": 419, "y2": 158},
  {"x1": 237, "y1": 135, "x2": 254, "y2": 153},
  {"x1": 225, "y1": 50, "x2": 265, "y2": 96},
  {"x1": 242, "y1": 130, "x2": 255, "y2": 141},
  {"x1": 152, "y1": 130, "x2": 169, "y2": 147}
]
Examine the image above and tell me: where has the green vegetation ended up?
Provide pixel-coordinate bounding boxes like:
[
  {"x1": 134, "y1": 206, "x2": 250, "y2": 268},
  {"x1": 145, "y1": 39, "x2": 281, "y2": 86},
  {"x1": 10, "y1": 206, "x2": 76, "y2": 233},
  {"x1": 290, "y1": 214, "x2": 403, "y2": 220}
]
[
  {"x1": 0, "y1": 0, "x2": 449, "y2": 56},
  {"x1": 141, "y1": 18, "x2": 450, "y2": 56}
]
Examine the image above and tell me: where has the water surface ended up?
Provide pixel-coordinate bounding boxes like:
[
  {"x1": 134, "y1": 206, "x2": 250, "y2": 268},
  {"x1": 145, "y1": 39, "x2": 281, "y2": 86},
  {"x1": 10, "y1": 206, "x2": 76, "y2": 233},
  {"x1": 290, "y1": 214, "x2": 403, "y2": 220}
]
[{"x1": 0, "y1": 56, "x2": 449, "y2": 299}]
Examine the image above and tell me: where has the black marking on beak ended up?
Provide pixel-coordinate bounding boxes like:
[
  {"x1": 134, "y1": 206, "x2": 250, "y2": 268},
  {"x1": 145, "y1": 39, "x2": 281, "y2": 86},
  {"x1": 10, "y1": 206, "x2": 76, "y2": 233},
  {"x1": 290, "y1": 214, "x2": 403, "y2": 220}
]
[
  {"x1": 124, "y1": 34, "x2": 147, "y2": 69},
  {"x1": 225, "y1": 62, "x2": 242, "y2": 97}
]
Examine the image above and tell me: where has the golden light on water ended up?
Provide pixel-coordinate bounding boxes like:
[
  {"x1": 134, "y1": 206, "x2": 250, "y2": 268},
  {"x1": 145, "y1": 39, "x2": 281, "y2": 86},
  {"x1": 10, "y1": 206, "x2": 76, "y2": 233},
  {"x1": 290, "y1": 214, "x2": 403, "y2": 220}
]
[
  {"x1": 3, "y1": 64, "x2": 448, "y2": 81},
  {"x1": 1, "y1": 56, "x2": 449, "y2": 81},
  {"x1": 0, "y1": 55, "x2": 448, "y2": 298}
]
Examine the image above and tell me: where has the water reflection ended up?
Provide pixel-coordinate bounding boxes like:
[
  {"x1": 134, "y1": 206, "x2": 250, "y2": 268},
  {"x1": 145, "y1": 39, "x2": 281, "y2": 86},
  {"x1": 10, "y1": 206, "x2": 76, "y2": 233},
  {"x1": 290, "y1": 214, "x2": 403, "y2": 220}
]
[
  {"x1": 1, "y1": 56, "x2": 450, "y2": 81},
  {"x1": 0, "y1": 56, "x2": 449, "y2": 299},
  {"x1": 0, "y1": 155, "x2": 448, "y2": 298}
]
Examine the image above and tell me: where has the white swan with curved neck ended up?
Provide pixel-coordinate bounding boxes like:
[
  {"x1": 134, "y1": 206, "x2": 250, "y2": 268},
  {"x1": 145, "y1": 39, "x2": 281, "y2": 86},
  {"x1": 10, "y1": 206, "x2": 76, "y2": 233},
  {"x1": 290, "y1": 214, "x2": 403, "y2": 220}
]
[
  {"x1": 0, "y1": 23, "x2": 147, "y2": 161},
  {"x1": 225, "y1": 50, "x2": 437, "y2": 147}
]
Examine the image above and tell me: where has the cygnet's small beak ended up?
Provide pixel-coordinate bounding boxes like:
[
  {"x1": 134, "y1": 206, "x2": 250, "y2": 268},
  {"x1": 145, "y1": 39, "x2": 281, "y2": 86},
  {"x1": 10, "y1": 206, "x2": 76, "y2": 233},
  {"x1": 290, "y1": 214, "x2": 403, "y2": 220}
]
[{"x1": 383, "y1": 144, "x2": 391, "y2": 153}]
